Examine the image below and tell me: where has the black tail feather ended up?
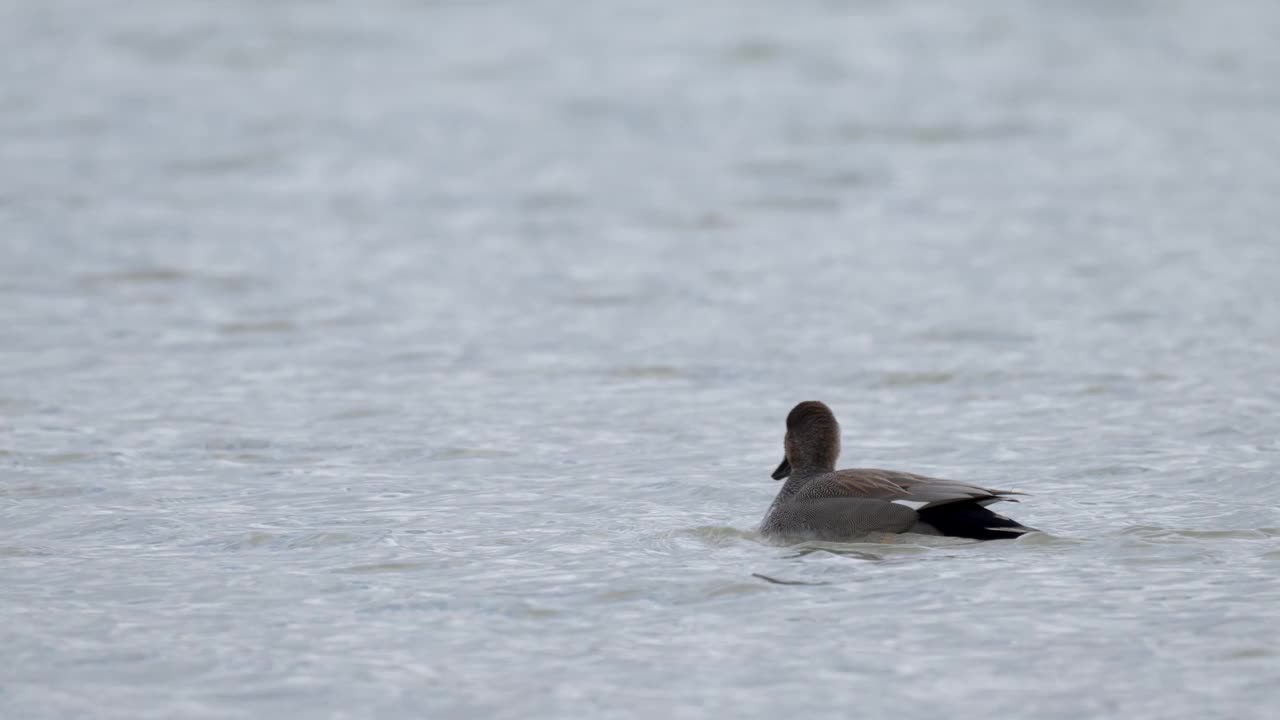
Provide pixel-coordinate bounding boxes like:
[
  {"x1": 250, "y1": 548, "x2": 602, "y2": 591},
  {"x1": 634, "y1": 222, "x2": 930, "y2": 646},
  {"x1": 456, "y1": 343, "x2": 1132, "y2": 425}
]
[{"x1": 916, "y1": 500, "x2": 1036, "y2": 541}]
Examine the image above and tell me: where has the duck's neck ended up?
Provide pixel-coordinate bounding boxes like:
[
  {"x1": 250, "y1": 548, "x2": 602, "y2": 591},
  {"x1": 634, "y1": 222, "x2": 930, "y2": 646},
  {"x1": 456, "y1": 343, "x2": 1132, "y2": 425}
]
[{"x1": 775, "y1": 467, "x2": 827, "y2": 499}]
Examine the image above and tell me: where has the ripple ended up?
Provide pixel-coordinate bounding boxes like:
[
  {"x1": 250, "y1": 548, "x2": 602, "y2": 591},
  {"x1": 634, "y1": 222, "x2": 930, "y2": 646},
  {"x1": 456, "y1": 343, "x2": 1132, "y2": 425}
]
[
  {"x1": 677, "y1": 526, "x2": 762, "y2": 546},
  {"x1": 1060, "y1": 464, "x2": 1156, "y2": 479},
  {"x1": 915, "y1": 328, "x2": 1036, "y2": 345},
  {"x1": 77, "y1": 268, "x2": 187, "y2": 286},
  {"x1": 874, "y1": 371, "x2": 955, "y2": 388},
  {"x1": 1219, "y1": 647, "x2": 1277, "y2": 660},
  {"x1": 0, "y1": 544, "x2": 55, "y2": 557},
  {"x1": 196, "y1": 531, "x2": 372, "y2": 552},
  {"x1": 607, "y1": 365, "x2": 687, "y2": 381},
  {"x1": 751, "y1": 573, "x2": 831, "y2": 586},
  {"x1": 430, "y1": 447, "x2": 518, "y2": 461},
  {"x1": 26, "y1": 451, "x2": 123, "y2": 466},
  {"x1": 76, "y1": 268, "x2": 254, "y2": 291},
  {"x1": 520, "y1": 191, "x2": 583, "y2": 211},
  {"x1": 744, "y1": 194, "x2": 842, "y2": 212},
  {"x1": 0, "y1": 483, "x2": 98, "y2": 499},
  {"x1": 782, "y1": 545, "x2": 885, "y2": 561},
  {"x1": 1119, "y1": 526, "x2": 1280, "y2": 541},
  {"x1": 216, "y1": 320, "x2": 298, "y2": 335},
  {"x1": 724, "y1": 39, "x2": 783, "y2": 64},
  {"x1": 336, "y1": 561, "x2": 429, "y2": 574},
  {"x1": 836, "y1": 122, "x2": 1034, "y2": 145},
  {"x1": 559, "y1": 292, "x2": 635, "y2": 307}
]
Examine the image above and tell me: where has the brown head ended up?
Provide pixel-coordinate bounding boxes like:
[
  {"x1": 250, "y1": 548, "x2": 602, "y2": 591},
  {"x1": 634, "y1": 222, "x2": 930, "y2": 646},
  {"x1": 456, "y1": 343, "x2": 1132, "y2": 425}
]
[{"x1": 771, "y1": 400, "x2": 842, "y2": 480}]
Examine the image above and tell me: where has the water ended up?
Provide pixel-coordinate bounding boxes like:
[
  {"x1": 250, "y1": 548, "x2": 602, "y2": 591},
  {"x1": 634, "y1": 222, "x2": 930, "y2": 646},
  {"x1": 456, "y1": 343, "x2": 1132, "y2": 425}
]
[{"x1": 3, "y1": 0, "x2": 1280, "y2": 717}]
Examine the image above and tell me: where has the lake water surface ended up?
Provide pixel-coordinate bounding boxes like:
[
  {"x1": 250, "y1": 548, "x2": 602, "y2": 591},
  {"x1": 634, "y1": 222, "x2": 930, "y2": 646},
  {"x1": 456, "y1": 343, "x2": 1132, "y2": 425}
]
[{"x1": 3, "y1": 1, "x2": 1280, "y2": 718}]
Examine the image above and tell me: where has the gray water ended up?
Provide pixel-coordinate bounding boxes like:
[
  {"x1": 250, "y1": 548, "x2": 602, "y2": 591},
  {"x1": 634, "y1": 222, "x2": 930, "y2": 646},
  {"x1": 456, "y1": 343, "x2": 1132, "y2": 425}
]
[{"x1": 4, "y1": 0, "x2": 1280, "y2": 717}]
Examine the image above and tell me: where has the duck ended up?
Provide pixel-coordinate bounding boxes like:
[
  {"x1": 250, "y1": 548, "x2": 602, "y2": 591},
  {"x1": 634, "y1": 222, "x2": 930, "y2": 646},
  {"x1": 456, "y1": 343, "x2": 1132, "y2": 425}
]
[{"x1": 761, "y1": 401, "x2": 1036, "y2": 541}]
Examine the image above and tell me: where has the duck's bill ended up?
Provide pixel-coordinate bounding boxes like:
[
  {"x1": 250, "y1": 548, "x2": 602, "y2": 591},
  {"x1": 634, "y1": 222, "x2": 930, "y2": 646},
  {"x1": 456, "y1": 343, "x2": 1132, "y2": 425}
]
[{"x1": 771, "y1": 457, "x2": 791, "y2": 480}]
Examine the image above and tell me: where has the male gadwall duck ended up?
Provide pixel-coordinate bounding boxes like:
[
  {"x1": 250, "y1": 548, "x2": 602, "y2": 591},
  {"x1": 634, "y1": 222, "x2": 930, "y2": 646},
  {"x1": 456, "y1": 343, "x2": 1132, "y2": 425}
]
[{"x1": 761, "y1": 401, "x2": 1036, "y2": 541}]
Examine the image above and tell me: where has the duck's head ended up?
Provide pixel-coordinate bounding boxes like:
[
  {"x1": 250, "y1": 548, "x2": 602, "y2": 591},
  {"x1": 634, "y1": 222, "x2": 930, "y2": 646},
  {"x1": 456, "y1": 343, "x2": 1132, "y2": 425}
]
[{"x1": 771, "y1": 400, "x2": 841, "y2": 480}]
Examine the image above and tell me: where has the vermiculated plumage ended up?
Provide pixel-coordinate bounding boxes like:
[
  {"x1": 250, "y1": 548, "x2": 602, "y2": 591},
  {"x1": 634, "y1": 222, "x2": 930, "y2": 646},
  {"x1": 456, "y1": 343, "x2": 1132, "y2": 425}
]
[{"x1": 761, "y1": 401, "x2": 1037, "y2": 541}]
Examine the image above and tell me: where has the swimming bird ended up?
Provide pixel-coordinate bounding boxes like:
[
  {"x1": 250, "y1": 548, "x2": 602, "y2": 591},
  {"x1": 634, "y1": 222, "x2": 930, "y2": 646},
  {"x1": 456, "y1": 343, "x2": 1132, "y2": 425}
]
[{"x1": 761, "y1": 401, "x2": 1036, "y2": 541}]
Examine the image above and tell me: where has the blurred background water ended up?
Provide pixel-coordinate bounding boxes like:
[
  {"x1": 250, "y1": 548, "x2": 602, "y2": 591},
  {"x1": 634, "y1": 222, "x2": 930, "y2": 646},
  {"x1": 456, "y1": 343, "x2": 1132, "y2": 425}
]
[{"x1": 3, "y1": 0, "x2": 1280, "y2": 717}]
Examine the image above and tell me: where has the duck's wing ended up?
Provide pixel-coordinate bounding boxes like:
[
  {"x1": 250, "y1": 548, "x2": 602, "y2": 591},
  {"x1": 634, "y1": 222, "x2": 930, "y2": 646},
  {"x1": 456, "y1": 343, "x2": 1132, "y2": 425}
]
[{"x1": 802, "y1": 469, "x2": 1024, "y2": 509}]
